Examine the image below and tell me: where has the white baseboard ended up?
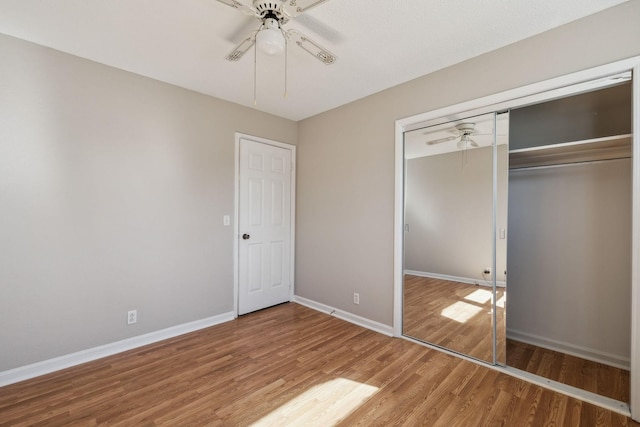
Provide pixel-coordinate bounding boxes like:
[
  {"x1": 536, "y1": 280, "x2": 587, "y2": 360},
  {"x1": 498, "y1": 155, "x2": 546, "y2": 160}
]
[
  {"x1": 0, "y1": 311, "x2": 235, "y2": 388},
  {"x1": 507, "y1": 328, "x2": 630, "y2": 370},
  {"x1": 293, "y1": 296, "x2": 394, "y2": 337},
  {"x1": 404, "y1": 270, "x2": 506, "y2": 287}
]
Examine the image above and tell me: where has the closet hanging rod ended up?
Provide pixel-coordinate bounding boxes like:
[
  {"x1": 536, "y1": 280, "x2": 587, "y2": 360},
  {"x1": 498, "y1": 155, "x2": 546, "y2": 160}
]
[
  {"x1": 509, "y1": 155, "x2": 630, "y2": 172},
  {"x1": 508, "y1": 134, "x2": 632, "y2": 154}
]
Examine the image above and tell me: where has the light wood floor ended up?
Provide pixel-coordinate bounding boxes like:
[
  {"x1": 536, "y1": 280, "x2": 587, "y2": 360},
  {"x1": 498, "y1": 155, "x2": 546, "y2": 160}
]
[
  {"x1": 403, "y1": 275, "x2": 506, "y2": 363},
  {"x1": 1, "y1": 303, "x2": 638, "y2": 426},
  {"x1": 507, "y1": 339, "x2": 630, "y2": 403},
  {"x1": 403, "y1": 274, "x2": 630, "y2": 404}
]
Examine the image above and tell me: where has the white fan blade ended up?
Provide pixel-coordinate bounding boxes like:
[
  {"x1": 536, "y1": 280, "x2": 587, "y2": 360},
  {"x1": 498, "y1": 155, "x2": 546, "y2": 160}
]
[
  {"x1": 225, "y1": 31, "x2": 257, "y2": 61},
  {"x1": 422, "y1": 127, "x2": 459, "y2": 137},
  {"x1": 427, "y1": 135, "x2": 458, "y2": 145},
  {"x1": 295, "y1": 14, "x2": 343, "y2": 44},
  {"x1": 215, "y1": 0, "x2": 258, "y2": 16},
  {"x1": 286, "y1": 29, "x2": 336, "y2": 65},
  {"x1": 283, "y1": 0, "x2": 331, "y2": 17},
  {"x1": 226, "y1": 17, "x2": 262, "y2": 43}
]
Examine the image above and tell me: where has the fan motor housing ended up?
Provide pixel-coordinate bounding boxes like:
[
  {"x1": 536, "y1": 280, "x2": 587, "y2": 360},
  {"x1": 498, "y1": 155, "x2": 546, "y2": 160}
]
[
  {"x1": 455, "y1": 123, "x2": 476, "y2": 134},
  {"x1": 254, "y1": 0, "x2": 286, "y2": 21}
]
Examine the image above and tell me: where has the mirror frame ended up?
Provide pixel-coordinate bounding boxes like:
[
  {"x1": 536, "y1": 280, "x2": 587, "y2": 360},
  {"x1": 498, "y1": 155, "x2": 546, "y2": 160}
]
[{"x1": 393, "y1": 56, "x2": 640, "y2": 419}]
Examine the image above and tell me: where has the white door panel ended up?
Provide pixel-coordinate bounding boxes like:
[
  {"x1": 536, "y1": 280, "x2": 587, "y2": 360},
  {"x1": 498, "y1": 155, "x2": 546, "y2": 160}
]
[{"x1": 238, "y1": 138, "x2": 292, "y2": 315}]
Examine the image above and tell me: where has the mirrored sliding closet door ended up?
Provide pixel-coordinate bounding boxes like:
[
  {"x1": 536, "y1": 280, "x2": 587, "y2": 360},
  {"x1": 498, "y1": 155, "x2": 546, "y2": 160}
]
[{"x1": 402, "y1": 112, "x2": 509, "y2": 364}]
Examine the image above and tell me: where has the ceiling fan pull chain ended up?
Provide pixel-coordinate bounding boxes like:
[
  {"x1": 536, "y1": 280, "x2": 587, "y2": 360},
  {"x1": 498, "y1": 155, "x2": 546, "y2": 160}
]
[
  {"x1": 284, "y1": 31, "x2": 288, "y2": 99},
  {"x1": 253, "y1": 41, "x2": 258, "y2": 105}
]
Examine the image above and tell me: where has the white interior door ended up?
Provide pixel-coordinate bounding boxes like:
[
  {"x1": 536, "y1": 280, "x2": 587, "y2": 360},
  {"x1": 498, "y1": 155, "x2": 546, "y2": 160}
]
[{"x1": 238, "y1": 137, "x2": 292, "y2": 315}]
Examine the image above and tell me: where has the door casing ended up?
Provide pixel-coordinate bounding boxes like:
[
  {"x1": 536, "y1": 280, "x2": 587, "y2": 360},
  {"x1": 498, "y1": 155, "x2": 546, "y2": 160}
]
[{"x1": 234, "y1": 133, "x2": 296, "y2": 316}]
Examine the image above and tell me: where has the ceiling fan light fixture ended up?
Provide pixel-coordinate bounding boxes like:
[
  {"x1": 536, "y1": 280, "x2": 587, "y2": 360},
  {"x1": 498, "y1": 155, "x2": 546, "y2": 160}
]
[
  {"x1": 455, "y1": 133, "x2": 469, "y2": 150},
  {"x1": 256, "y1": 17, "x2": 285, "y2": 55}
]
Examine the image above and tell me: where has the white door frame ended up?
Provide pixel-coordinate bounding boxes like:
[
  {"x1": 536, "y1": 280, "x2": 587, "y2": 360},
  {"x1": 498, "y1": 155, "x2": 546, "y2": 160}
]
[
  {"x1": 234, "y1": 133, "x2": 296, "y2": 317},
  {"x1": 394, "y1": 56, "x2": 640, "y2": 420}
]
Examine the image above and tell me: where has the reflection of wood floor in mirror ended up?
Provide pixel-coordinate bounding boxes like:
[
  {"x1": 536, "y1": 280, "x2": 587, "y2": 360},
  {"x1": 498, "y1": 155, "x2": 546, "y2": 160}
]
[
  {"x1": 507, "y1": 339, "x2": 630, "y2": 403},
  {"x1": 403, "y1": 275, "x2": 505, "y2": 363}
]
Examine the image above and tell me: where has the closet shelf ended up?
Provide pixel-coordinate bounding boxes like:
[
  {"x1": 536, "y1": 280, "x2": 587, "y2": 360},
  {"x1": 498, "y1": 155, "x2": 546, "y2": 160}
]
[{"x1": 509, "y1": 134, "x2": 632, "y2": 169}]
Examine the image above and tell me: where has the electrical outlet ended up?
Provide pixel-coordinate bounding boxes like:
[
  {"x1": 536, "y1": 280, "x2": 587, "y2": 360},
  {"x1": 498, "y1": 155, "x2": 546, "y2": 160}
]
[
  {"x1": 353, "y1": 293, "x2": 360, "y2": 305},
  {"x1": 483, "y1": 268, "x2": 492, "y2": 275},
  {"x1": 127, "y1": 310, "x2": 137, "y2": 325}
]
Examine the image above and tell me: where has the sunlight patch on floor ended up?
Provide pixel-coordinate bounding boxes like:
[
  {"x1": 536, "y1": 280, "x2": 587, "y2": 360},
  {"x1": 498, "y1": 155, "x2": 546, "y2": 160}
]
[
  {"x1": 441, "y1": 301, "x2": 484, "y2": 323},
  {"x1": 249, "y1": 378, "x2": 378, "y2": 427},
  {"x1": 464, "y1": 288, "x2": 492, "y2": 304}
]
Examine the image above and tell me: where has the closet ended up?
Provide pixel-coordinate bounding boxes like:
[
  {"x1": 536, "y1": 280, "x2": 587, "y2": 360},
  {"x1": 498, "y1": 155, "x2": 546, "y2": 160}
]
[
  {"x1": 396, "y1": 66, "x2": 638, "y2": 416},
  {"x1": 506, "y1": 81, "x2": 632, "y2": 402}
]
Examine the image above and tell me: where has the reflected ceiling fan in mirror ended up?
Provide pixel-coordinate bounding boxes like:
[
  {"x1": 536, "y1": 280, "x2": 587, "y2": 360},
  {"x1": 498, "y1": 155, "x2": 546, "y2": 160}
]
[
  {"x1": 425, "y1": 122, "x2": 494, "y2": 165},
  {"x1": 216, "y1": 0, "x2": 337, "y2": 103},
  {"x1": 426, "y1": 123, "x2": 487, "y2": 150}
]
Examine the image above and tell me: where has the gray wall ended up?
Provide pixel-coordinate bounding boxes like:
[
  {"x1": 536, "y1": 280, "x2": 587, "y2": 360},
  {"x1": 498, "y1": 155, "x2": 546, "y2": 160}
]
[
  {"x1": 295, "y1": 1, "x2": 640, "y2": 325},
  {"x1": 509, "y1": 82, "x2": 632, "y2": 150},
  {"x1": 507, "y1": 159, "x2": 631, "y2": 363},
  {"x1": 0, "y1": 34, "x2": 296, "y2": 371}
]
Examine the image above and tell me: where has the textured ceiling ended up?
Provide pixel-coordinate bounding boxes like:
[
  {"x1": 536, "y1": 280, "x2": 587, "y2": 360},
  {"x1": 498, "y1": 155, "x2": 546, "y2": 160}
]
[{"x1": 0, "y1": 0, "x2": 628, "y2": 121}]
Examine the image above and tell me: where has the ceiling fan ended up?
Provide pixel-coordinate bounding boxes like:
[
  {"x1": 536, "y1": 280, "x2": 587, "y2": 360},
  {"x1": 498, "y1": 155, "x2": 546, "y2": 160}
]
[
  {"x1": 216, "y1": 0, "x2": 337, "y2": 65},
  {"x1": 426, "y1": 123, "x2": 486, "y2": 150}
]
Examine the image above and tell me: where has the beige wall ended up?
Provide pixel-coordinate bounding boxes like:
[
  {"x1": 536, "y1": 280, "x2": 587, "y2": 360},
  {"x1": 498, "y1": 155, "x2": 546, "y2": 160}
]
[
  {"x1": 404, "y1": 145, "x2": 508, "y2": 283},
  {"x1": 0, "y1": 34, "x2": 296, "y2": 371},
  {"x1": 295, "y1": 1, "x2": 640, "y2": 325}
]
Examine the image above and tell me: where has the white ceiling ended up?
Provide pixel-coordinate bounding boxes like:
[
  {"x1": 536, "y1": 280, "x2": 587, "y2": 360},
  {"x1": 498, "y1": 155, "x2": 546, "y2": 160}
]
[{"x1": 0, "y1": 0, "x2": 628, "y2": 121}]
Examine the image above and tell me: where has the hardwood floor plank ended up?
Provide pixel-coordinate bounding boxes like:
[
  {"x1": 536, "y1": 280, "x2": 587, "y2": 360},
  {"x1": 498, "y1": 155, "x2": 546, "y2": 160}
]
[{"x1": 0, "y1": 303, "x2": 638, "y2": 426}]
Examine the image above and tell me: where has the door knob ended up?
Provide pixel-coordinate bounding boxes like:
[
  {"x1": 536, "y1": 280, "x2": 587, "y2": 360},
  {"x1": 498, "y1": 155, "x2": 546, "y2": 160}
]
[{"x1": 242, "y1": 234, "x2": 250, "y2": 240}]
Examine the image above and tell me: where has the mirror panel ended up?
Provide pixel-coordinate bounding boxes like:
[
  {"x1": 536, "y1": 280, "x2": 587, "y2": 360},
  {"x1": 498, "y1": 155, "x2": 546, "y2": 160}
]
[{"x1": 403, "y1": 112, "x2": 508, "y2": 364}]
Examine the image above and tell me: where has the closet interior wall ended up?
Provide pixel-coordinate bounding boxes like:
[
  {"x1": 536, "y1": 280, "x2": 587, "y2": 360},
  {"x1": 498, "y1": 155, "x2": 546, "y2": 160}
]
[{"x1": 506, "y1": 82, "x2": 633, "y2": 371}]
